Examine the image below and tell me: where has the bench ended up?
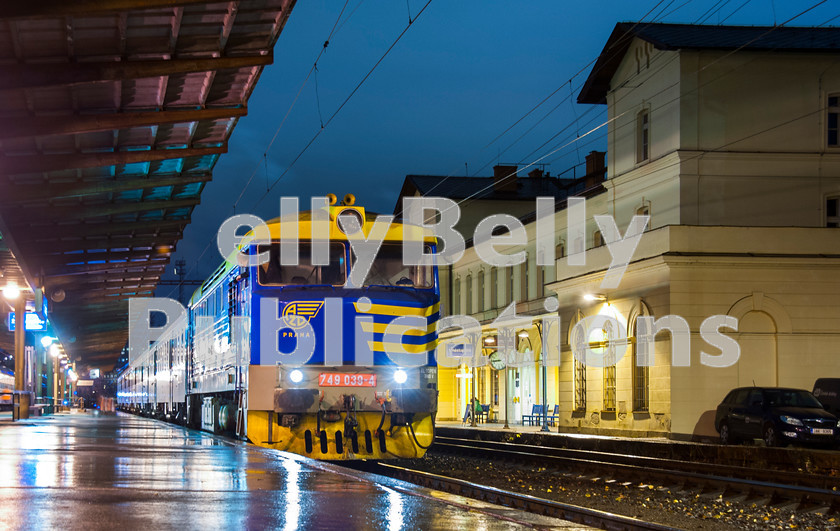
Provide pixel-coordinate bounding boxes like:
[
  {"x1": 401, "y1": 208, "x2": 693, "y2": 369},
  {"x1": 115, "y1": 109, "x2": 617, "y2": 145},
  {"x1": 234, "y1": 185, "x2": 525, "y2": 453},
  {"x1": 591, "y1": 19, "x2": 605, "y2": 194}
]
[
  {"x1": 522, "y1": 404, "x2": 544, "y2": 425},
  {"x1": 546, "y1": 405, "x2": 560, "y2": 426}
]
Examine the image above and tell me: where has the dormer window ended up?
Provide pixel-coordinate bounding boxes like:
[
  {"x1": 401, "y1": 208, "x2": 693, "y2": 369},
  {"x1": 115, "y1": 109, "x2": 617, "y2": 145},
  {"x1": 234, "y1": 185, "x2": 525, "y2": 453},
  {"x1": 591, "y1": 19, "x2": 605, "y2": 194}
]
[{"x1": 555, "y1": 241, "x2": 565, "y2": 260}]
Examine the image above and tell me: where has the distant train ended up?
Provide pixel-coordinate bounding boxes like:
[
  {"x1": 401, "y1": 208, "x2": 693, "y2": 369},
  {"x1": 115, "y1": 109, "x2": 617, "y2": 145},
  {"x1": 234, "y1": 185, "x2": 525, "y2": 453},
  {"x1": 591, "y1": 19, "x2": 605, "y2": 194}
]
[
  {"x1": 117, "y1": 196, "x2": 439, "y2": 459},
  {"x1": 0, "y1": 369, "x2": 13, "y2": 411}
]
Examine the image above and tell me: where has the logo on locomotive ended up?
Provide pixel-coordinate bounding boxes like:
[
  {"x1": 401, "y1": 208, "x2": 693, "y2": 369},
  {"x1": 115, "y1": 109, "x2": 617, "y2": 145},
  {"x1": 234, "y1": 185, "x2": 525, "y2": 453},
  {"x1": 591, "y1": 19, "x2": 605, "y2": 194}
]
[{"x1": 281, "y1": 301, "x2": 324, "y2": 330}]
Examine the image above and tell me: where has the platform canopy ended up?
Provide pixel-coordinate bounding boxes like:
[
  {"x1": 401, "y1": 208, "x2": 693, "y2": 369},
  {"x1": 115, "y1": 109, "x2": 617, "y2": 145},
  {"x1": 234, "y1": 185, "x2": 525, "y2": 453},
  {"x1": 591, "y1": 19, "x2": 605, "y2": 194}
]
[{"x1": 0, "y1": 0, "x2": 296, "y2": 369}]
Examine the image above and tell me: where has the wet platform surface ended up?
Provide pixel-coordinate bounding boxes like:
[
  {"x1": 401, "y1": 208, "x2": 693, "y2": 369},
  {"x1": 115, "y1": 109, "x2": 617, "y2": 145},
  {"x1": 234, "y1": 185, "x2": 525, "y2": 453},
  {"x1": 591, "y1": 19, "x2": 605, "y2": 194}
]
[{"x1": 0, "y1": 412, "x2": 591, "y2": 530}]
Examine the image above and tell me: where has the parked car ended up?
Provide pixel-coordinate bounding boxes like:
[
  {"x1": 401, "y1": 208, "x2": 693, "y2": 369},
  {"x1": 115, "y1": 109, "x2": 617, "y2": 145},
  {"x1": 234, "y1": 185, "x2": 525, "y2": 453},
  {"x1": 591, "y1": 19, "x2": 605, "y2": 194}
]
[
  {"x1": 813, "y1": 378, "x2": 840, "y2": 417},
  {"x1": 715, "y1": 387, "x2": 840, "y2": 447}
]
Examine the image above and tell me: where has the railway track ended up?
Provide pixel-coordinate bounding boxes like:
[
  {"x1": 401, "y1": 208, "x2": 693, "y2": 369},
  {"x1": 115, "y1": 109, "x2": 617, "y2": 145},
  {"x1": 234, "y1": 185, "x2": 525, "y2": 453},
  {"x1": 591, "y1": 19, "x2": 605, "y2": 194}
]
[
  {"x1": 430, "y1": 436, "x2": 840, "y2": 514},
  {"x1": 350, "y1": 461, "x2": 678, "y2": 530}
]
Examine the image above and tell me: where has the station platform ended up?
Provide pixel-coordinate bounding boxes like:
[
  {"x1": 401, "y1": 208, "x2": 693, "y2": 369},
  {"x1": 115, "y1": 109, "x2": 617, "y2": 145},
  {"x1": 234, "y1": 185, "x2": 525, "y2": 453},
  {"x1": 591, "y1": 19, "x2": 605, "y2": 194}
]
[
  {"x1": 437, "y1": 420, "x2": 671, "y2": 441},
  {"x1": 0, "y1": 411, "x2": 592, "y2": 529}
]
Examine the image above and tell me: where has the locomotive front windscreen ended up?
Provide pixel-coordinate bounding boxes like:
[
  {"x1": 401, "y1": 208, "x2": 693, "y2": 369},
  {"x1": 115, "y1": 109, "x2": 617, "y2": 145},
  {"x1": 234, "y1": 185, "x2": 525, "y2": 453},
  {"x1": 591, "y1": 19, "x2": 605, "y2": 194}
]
[
  {"x1": 355, "y1": 243, "x2": 434, "y2": 288},
  {"x1": 258, "y1": 242, "x2": 346, "y2": 286}
]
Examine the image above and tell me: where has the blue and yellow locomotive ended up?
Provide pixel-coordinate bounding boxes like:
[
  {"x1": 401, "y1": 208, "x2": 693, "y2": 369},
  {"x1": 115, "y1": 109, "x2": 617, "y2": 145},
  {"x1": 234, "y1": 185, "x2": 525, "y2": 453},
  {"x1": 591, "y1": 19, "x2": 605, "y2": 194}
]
[{"x1": 118, "y1": 195, "x2": 439, "y2": 459}]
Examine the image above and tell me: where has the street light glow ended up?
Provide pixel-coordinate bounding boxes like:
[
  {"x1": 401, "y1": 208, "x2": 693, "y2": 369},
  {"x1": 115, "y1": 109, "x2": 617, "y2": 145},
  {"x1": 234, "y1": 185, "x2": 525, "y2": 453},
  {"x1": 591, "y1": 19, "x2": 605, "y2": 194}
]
[{"x1": 3, "y1": 283, "x2": 20, "y2": 300}]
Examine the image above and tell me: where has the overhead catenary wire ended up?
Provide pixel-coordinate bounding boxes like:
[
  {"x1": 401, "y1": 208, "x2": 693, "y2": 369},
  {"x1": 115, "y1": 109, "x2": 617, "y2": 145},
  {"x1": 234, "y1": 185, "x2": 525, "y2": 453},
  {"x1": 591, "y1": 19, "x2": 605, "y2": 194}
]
[
  {"x1": 165, "y1": 0, "x2": 354, "y2": 298},
  {"x1": 251, "y1": 0, "x2": 435, "y2": 211},
  {"x1": 165, "y1": 0, "x2": 433, "y2": 297},
  {"x1": 445, "y1": 0, "x2": 836, "y2": 216},
  {"x1": 719, "y1": 0, "x2": 754, "y2": 24},
  {"x1": 230, "y1": 0, "x2": 352, "y2": 214},
  {"x1": 422, "y1": 0, "x2": 694, "y2": 199}
]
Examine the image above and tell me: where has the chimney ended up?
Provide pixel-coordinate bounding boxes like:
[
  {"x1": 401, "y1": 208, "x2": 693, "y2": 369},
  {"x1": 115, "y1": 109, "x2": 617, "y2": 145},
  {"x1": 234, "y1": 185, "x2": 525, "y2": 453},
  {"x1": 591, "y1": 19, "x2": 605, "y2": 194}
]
[
  {"x1": 584, "y1": 151, "x2": 606, "y2": 188},
  {"x1": 493, "y1": 165, "x2": 519, "y2": 192},
  {"x1": 528, "y1": 168, "x2": 544, "y2": 179},
  {"x1": 585, "y1": 151, "x2": 605, "y2": 175}
]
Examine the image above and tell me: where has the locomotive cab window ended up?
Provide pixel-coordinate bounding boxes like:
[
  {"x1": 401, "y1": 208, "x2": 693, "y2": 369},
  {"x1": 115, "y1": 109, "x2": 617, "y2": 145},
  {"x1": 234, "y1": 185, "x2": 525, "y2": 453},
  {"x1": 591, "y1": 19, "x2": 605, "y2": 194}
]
[
  {"x1": 353, "y1": 243, "x2": 434, "y2": 288},
  {"x1": 257, "y1": 242, "x2": 346, "y2": 286}
]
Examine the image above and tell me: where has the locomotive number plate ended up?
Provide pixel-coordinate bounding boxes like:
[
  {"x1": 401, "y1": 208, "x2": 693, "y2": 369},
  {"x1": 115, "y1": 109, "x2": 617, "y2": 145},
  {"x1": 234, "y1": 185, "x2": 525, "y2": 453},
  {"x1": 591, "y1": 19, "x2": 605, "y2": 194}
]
[{"x1": 318, "y1": 373, "x2": 377, "y2": 387}]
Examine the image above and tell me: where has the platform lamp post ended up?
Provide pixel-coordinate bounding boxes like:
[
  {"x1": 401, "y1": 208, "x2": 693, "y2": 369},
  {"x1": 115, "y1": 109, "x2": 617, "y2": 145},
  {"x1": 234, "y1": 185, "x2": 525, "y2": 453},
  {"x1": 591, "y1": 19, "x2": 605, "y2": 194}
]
[
  {"x1": 497, "y1": 326, "x2": 517, "y2": 430},
  {"x1": 465, "y1": 329, "x2": 481, "y2": 428},
  {"x1": 533, "y1": 322, "x2": 550, "y2": 433},
  {"x1": 49, "y1": 343, "x2": 60, "y2": 413},
  {"x1": 4, "y1": 282, "x2": 30, "y2": 421}
]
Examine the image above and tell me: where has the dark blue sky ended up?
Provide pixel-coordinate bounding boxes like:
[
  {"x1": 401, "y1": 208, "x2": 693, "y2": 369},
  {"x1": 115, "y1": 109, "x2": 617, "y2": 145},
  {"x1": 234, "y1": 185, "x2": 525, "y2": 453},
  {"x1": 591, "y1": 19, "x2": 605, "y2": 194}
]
[{"x1": 157, "y1": 0, "x2": 839, "y2": 296}]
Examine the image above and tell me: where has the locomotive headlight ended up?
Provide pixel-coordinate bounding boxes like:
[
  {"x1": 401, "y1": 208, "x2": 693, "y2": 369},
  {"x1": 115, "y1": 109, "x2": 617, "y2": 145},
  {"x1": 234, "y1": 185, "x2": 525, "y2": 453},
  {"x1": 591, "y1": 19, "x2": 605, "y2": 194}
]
[
  {"x1": 289, "y1": 369, "x2": 304, "y2": 384},
  {"x1": 394, "y1": 369, "x2": 408, "y2": 384}
]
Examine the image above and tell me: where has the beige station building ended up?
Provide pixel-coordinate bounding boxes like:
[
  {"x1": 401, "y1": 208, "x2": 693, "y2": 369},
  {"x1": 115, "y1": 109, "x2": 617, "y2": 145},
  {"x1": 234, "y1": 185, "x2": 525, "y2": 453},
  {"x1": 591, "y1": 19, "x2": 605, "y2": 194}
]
[{"x1": 394, "y1": 22, "x2": 840, "y2": 440}]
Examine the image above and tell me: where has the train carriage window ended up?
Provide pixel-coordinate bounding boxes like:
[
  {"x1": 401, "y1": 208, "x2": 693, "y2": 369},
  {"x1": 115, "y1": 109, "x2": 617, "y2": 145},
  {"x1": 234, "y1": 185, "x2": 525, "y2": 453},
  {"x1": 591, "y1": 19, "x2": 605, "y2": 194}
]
[
  {"x1": 258, "y1": 242, "x2": 346, "y2": 286},
  {"x1": 352, "y1": 243, "x2": 434, "y2": 288}
]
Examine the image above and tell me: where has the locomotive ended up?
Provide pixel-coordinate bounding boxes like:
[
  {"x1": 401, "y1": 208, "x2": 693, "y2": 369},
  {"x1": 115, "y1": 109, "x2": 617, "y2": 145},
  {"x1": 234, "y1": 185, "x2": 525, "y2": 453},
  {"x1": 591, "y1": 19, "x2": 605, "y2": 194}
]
[{"x1": 117, "y1": 195, "x2": 439, "y2": 459}]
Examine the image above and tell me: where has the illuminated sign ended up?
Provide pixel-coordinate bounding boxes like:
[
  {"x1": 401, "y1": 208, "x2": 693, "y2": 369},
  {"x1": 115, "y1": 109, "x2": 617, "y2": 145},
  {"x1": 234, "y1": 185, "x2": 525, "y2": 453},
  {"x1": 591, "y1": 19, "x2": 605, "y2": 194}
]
[
  {"x1": 7, "y1": 312, "x2": 46, "y2": 331},
  {"x1": 447, "y1": 343, "x2": 474, "y2": 358},
  {"x1": 89, "y1": 369, "x2": 100, "y2": 379}
]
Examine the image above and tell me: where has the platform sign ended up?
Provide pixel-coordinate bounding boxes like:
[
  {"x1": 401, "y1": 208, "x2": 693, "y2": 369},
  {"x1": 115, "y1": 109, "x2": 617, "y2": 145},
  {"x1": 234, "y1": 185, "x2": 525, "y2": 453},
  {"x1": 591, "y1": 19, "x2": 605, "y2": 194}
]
[
  {"x1": 7, "y1": 312, "x2": 46, "y2": 332},
  {"x1": 447, "y1": 343, "x2": 474, "y2": 358},
  {"x1": 76, "y1": 380, "x2": 94, "y2": 387}
]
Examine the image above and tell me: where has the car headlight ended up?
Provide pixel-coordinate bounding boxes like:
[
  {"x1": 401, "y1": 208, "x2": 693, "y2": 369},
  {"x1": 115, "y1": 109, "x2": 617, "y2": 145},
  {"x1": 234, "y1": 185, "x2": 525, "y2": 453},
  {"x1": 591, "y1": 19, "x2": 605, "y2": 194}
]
[
  {"x1": 394, "y1": 369, "x2": 407, "y2": 384},
  {"x1": 289, "y1": 369, "x2": 304, "y2": 384},
  {"x1": 780, "y1": 415, "x2": 803, "y2": 426}
]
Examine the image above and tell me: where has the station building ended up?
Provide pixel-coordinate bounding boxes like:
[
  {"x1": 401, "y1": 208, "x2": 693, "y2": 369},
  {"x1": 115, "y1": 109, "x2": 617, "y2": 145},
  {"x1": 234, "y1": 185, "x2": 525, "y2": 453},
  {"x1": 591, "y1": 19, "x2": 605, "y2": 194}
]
[{"x1": 396, "y1": 23, "x2": 840, "y2": 439}]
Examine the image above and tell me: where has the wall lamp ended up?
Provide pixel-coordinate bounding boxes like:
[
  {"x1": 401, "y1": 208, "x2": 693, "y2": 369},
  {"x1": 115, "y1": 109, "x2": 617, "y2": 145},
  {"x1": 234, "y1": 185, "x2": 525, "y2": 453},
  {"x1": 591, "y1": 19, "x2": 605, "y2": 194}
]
[{"x1": 583, "y1": 293, "x2": 607, "y2": 302}]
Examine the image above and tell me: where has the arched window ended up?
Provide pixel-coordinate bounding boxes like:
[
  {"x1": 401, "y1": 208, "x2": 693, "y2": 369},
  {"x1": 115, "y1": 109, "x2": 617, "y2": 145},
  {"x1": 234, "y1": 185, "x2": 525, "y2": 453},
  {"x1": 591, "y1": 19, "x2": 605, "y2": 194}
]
[
  {"x1": 569, "y1": 310, "x2": 586, "y2": 411},
  {"x1": 465, "y1": 274, "x2": 473, "y2": 315},
  {"x1": 593, "y1": 230, "x2": 604, "y2": 247},
  {"x1": 520, "y1": 254, "x2": 529, "y2": 302},
  {"x1": 477, "y1": 270, "x2": 485, "y2": 312},
  {"x1": 631, "y1": 300, "x2": 652, "y2": 411},
  {"x1": 555, "y1": 241, "x2": 565, "y2": 260}
]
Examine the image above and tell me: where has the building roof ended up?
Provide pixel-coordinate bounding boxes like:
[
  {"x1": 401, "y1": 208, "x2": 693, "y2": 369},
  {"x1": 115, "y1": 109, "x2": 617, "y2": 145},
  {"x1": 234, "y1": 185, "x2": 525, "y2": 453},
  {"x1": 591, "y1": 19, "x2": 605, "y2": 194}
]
[
  {"x1": 578, "y1": 22, "x2": 840, "y2": 104},
  {"x1": 0, "y1": 0, "x2": 296, "y2": 369},
  {"x1": 395, "y1": 174, "x2": 571, "y2": 208}
]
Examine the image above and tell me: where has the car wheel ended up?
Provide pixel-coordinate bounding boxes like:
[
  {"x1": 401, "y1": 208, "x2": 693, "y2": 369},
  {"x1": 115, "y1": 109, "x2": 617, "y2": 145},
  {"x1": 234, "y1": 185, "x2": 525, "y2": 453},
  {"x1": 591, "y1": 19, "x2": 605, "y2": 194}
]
[
  {"x1": 719, "y1": 422, "x2": 733, "y2": 445},
  {"x1": 763, "y1": 424, "x2": 781, "y2": 447}
]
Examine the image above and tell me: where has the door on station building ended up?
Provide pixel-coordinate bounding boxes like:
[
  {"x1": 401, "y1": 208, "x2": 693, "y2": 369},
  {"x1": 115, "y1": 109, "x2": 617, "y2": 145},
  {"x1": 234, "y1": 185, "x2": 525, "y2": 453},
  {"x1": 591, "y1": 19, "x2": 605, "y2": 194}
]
[
  {"x1": 507, "y1": 369, "x2": 520, "y2": 424},
  {"x1": 736, "y1": 310, "x2": 777, "y2": 387},
  {"x1": 520, "y1": 363, "x2": 536, "y2": 421},
  {"x1": 457, "y1": 369, "x2": 471, "y2": 421}
]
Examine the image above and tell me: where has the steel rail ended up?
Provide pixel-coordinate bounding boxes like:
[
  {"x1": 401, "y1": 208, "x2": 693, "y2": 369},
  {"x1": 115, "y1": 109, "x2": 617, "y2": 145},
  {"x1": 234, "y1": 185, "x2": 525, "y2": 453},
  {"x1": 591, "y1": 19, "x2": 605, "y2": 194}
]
[
  {"x1": 370, "y1": 462, "x2": 680, "y2": 531},
  {"x1": 435, "y1": 436, "x2": 839, "y2": 490},
  {"x1": 431, "y1": 438, "x2": 840, "y2": 513}
]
